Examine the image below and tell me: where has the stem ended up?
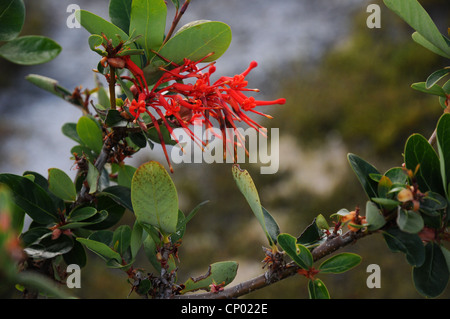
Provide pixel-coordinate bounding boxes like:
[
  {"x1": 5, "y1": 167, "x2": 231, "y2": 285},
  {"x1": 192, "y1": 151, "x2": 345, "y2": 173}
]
[
  {"x1": 74, "y1": 133, "x2": 114, "y2": 205},
  {"x1": 109, "y1": 66, "x2": 116, "y2": 110},
  {"x1": 163, "y1": 0, "x2": 190, "y2": 45},
  {"x1": 173, "y1": 230, "x2": 370, "y2": 299}
]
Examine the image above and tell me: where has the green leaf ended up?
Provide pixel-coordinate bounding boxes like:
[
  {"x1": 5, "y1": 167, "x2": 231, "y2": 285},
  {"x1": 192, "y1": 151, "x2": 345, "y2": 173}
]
[
  {"x1": 129, "y1": 0, "x2": 166, "y2": 57},
  {"x1": 131, "y1": 161, "x2": 179, "y2": 235},
  {"x1": 426, "y1": 68, "x2": 450, "y2": 89},
  {"x1": 117, "y1": 164, "x2": 137, "y2": 188},
  {"x1": 277, "y1": 233, "x2": 313, "y2": 270},
  {"x1": 86, "y1": 161, "x2": 100, "y2": 194},
  {"x1": 60, "y1": 209, "x2": 108, "y2": 229},
  {"x1": 347, "y1": 153, "x2": 380, "y2": 199},
  {"x1": 76, "y1": 9, "x2": 127, "y2": 47},
  {"x1": 24, "y1": 234, "x2": 73, "y2": 259},
  {"x1": 384, "y1": 0, "x2": 450, "y2": 58},
  {"x1": 75, "y1": 9, "x2": 141, "y2": 67},
  {"x1": 262, "y1": 206, "x2": 281, "y2": 245},
  {"x1": 15, "y1": 271, "x2": 74, "y2": 299},
  {"x1": 411, "y1": 32, "x2": 450, "y2": 59},
  {"x1": 180, "y1": 261, "x2": 239, "y2": 294},
  {"x1": 396, "y1": 209, "x2": 424, "y2": 234},
  {"x1": 26, "y1": 74, "x2": 85, "y2": 109},
  {"x1": 318, "y1": 253, "x2": 362, "y2": 274},
  {"x1": 404, "y1": 133, "x2": 444, "y2": 195},
  {"x1": 384, "y1": 167, "x2": 408, "y2": 185},
  {"x1": 136, "y1": 279, "x2": 152, "y2": 295},
  {"x1": 105, "y1": 109, "x2": 128, "y2": 128},
  {"x1": 130, "y1": 220, "x2": 144, "y2": 259},
  {"x1": 109, "y1": 0, "x2": 132, "y2": 33},
  {"x1": 175, "y1": 200, "x2": 209, "y2": 232},
  {"x1": 155, "y1": 20, "x2": 231, "y2": 65},
  {"x1": 420, "y1": 191, "x2": 447, "y2": 215},
  {"x1": 382, "y1": 227, "x2": 425, "y2": 267},
  {"x1": 47, "y1": 168, "x2": 76, "y2": 202},
  {"x1": 366, "y1": 201, "x2": 386, "y2": 231},
  {"x1": 413, "y1": 242, "x2": 449, "y2": 298},
  {"x1": 77, "y1": 237, "x2": 122, "y2": 263},
  {"x1": 61, "y1": 123, "x2": 82, "y2": 144},
  {"x1": 88, "y1": 34, "x2": 105, "y2": 55},
  {"x1": 0, "y1": 184, "x2": 24, "y2": 233},
  {"x1": 63, "y1": 239, "x2": 87, "y2": 268},
  {"x1": 143, "y1": 233, "x2": 162, "y2": 271},
  {"x1": 371, "y1": 197, "x2": 400, "y2": 211},
  {"x1": 171, "y1": 210, "x2": 187, "y2": 243},
  {"x1": 112, "y1": 225, "x2": 132, "y2": 256},
  {"x1": 315, "y1": 214, "x2": 329, "y2": 231},
  {"x1": 0, "y1": 0, "x2": 25, "y2": 41},
  {"x1": 0, "y1": 174, "x2": 58, "y2": 224},
  {"x1": 297, "y1": 218, "x2": 321, "y2": 246},
  {"x1": 98, "y1": 185, "x2": 133, "y2": 212},
  {"x1": 88, "y1": 195, "x2": 125, "y2": 230},
  {"x1": 0, "y1": 35, "x2": 61, "y2": 65},
  {"x1": 411, "y1": 82, "x2": 446, "y2": 97},
  {"x1": 436, "y1": 113, "x2": 450, "y2": 197},
  {"x1": 377, "y1": 175, "x2": 392, "y2": 198},
  {"x1": 308, "y1": 278, "x2": 330, "y2": 299},
  {"x1": 232, "y1": 165, "x2": 276, "y2": 247},
  {"x1": 88, "y1": 230, "x2": 113, "y2": 246},
  {"x1": 68, "y1": 206, "x2": 98, "y2": 222},
  {"x1": 20, "y1": 227, "x2": 51, "y2": 247},
  {"x1": 76, "y1": 116, "x2": 103, "y2": 155}
]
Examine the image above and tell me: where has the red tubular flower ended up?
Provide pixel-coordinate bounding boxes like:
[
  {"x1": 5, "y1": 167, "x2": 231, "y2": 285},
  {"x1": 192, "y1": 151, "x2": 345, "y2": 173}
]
[
  {"x1": 128, "y1": 93, "x2": 147, "y2": 122},
  {"x1": 122, "y1": 54, "x2": 285, "y2": 172}
]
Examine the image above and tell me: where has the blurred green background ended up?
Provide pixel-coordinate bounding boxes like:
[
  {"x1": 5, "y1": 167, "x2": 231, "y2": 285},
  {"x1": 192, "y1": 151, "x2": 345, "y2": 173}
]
[{"x1": 1, "y1": 0, "x2": 450, "y2": 298}]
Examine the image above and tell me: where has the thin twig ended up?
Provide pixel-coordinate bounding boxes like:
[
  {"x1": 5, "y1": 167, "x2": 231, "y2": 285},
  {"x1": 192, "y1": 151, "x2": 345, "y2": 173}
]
[
  {"x1": 163, "y1": 0, "x2": 191, "y2": 45},
  {"x1": 109, "y1": 66, "x2": 116, "y2": 110}
]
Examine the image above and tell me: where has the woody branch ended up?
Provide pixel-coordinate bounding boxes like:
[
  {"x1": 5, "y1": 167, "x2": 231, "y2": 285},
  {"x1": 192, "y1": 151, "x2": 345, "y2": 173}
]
[{"x1": 173, "y1": 229, "x2": 371, "y2": 299}]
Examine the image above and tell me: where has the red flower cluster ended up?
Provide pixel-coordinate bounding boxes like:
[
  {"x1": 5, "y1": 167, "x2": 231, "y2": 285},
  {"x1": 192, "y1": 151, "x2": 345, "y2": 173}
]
[{"x1": 125, "y1": 54, "x2": 286, "y2": 172}]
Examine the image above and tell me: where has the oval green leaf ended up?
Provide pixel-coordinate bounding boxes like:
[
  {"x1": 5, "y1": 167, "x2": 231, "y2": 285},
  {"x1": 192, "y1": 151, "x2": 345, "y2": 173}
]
[
  {"x1": 0, "y1": 173, "x2": 58, "y2": 225},
  {"x1": 109, "y1": 0, "x2": 132, "y2": 33},
  {"x1": 308, "y1": 278, "x2": 330, "y2": 299},
  {"x1": 76, "y1": 116, "x2": 103, "y2": 155},
  {"x1": 426, "y1": 68, "x2": 450, "y2": 89},
  {"x1": 131, "y1": 161, "x2": 179, "y2": 235},
  {"x1": 396, "y1": 209, "x2": 424, "y2": 234},
  {"x1": 347, "y1": 153, "x2": 380, "y2": 199},
  {"x1": 155, "y1": 20, "x2": 231, "y2": 65},
  {"x1": 404, "y1": 133, "x2": 444, "y2": 195},
  {"x1": 366, "y1": 200, "x2": 386, "y2": 231},
  {"x1": 277, "y1": 233, "x2": 313, "y2": 270},
  {"x1": 0, "y1": 0, "x2": 25, "y2": 41},
  {"x1": 382, "y1": 227, "x2": 425, "y2": 267},
  {"x1": 413, "y1": 242, "x2": 449, "y2": 298},
  {"x1": 77, "y1": 237, "x2": 122, "y2": 263},
  {"x1": 318, "y1": 253, "x2": 362, "y2": 274},
  {"x1": 47, "y1": 168, "x2": 76, "y2": 202},
  {"x1": 129, "y1": 0, "x2": 166, "y2": 57},
  {"x1": 112, "y1": 225, "x2": 132, "y2": 256},
  {"x1": 384, "y1": 0, "x2": 450, "y2": 58},
  {"x1": 0, "y1": 35, "x2": 61, "y2": 65},
  {"x1": 75, "y1": 9, "x2": 141, "y2": 67}
]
